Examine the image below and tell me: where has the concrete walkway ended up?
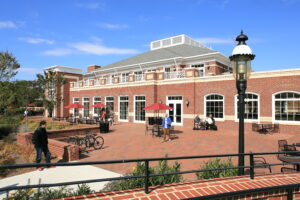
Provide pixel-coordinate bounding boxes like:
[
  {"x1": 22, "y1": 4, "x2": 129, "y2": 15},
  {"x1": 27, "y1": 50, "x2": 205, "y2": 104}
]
[{"x1": 0, "y1": 164, "x2": 121, "y2": 198}]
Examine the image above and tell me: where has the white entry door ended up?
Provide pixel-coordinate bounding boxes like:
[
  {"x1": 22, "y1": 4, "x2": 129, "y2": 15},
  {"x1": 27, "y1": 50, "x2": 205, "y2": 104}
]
[{"x1": 166, "y1": 96, "x2": 183, "y2": 126}]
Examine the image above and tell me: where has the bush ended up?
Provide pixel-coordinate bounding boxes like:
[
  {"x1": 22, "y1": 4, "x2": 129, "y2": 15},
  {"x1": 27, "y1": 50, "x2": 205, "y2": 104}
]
[
  {"x1": 0, "y1": 141, "x2": 17, "y2": 176},
  {"x1": 4, "y1": 184, "x2": 94, "y2": 200},
  {"x1": 196, "y1": 157, "x2": 238, "y2": 180},
  {"x1": 102, "y1": 158, "x2": 183, "y2": 192},
  {"x1": 0, "y1": 125, "x2": 14, "y2": 139}
]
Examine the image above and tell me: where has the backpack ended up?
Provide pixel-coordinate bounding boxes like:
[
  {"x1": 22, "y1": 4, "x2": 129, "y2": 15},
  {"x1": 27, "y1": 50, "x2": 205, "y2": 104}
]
[{"x1": 31, "y1": 129, "x2": 38, "y2": 145}]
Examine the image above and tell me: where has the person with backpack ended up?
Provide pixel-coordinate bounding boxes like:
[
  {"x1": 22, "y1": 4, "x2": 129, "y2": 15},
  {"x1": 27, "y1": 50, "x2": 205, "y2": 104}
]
[{"x1": 32, "y1": 120, "x2": 52, "y2": 170}]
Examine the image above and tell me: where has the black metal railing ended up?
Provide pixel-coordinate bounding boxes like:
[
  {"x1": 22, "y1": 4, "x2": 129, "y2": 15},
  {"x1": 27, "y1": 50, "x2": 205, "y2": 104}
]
[{"x1": 0, "y1": 151, "x2": 299, "y2": 198}]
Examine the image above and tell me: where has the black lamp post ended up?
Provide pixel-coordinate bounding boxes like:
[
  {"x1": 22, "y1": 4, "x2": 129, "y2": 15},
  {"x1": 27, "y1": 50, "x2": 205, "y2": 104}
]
[{"x1": 229, "y1": 31, "x2": 255, "y2": 176}]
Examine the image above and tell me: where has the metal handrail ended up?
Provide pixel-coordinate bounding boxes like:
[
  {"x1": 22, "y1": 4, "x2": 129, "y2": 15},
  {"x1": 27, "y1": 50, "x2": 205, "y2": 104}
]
[{"x1": 0, "y1": 151, "x2": 299, "y2": 195}]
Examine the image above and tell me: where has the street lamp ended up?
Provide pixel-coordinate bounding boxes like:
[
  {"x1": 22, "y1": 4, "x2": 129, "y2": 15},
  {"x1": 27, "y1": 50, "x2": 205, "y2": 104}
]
[{"x1": 229, "y1": 31, "x2": 255, "y2": 176}]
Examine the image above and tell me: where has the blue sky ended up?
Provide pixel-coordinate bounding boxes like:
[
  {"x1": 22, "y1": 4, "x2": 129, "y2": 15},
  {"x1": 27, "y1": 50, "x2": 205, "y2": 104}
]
[{"x1": 1, "y1": 0, "x2": 300, "y2": 80}]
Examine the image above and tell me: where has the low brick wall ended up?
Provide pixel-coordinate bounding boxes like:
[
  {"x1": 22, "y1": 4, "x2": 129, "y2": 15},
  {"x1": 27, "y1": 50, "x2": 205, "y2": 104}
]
[{"x1": 17, "y1": 126, "x2": 99, "y2": 161}]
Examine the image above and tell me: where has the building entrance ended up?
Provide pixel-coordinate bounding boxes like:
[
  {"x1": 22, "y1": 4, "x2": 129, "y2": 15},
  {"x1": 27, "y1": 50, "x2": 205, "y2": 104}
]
[{"x1": 167, "y1": 96, "x2": 183, "y2": 125}]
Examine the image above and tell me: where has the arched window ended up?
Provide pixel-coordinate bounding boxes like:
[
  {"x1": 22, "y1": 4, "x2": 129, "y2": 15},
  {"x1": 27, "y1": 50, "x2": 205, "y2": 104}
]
[
  {"x1": 274, "y1": 92, "x2": 300, "y2": 122},
  {"x1": 205, "y1": 94, "x2": 224, "y2": 119},
  {"x1": 235, "y1": 93, "x2": 259, "y2": 120}
]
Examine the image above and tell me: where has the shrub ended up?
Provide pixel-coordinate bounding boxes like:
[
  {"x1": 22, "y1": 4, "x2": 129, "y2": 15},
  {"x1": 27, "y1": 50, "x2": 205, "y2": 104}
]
[
  {"x1": 4, "y1": 184, "x2": 94, "y2": 200},
  {"x1": 102, "y1": 158, "x2": 183, "y2": 192},
  {"x1": 196, "y1": 157, "x2": 238, "y2": 180},
  {"x1": 0, "y1": 141, "x2": 16, "y2": 176}
]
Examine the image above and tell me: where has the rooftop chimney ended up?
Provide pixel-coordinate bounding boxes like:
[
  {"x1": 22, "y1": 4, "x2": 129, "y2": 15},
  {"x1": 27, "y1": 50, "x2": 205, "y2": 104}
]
[{"x1": 87, "y1": 65, "x2": 101, "y2": 72}]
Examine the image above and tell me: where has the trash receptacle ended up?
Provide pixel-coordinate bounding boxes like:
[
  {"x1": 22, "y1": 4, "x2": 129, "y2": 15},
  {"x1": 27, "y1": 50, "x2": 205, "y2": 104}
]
[{"x1": 100, "y1": 121, "x2": 109, "y2": 133}]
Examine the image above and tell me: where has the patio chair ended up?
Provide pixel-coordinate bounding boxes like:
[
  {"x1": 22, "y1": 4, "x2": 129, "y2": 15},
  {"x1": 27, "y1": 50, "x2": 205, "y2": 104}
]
[
  {"x1": 281, "y1": 167, "x2": 297, "y2": 173},
  {"x1": 145, "y1": 124, "x2": 154, "y2": 135},
  {"x1": 254, "y1": 156, "x2": 272, "y2": 173},
  {"x1": 271, "y1": 123, "x2": 280, "y2": 133},
  {"x1": 252, "y1": 122, "x2": 259, "y2": 132}
]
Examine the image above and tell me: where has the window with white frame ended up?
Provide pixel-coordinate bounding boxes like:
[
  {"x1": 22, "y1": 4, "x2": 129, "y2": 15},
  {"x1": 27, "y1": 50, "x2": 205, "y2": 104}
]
[
  {"x1": 205, "y1": 94, "x2": 224, "y2": 119},
  {"x1": 93, "y1": 97, "x2": 101, "y2": 116},
  {"x1": 134, "y1": 71, "x2": 144, "y2": 81},
  {"x1": 83, "y1": 97, "x2": 90, "y2": 118},
  {"x1": 119, "y1": 96, "x2": 129, "y2": 120},
  {"x1": 106, "y1": 96, "x2": 114, "y2": 113},
  {"x1": 121, "y1": 73, "x2": 129, "y2": 83},
  {"x1": 236, "y1": 93, "x2": 259, "y2": 120},
  {"x1": 135, "y1": 96, "x2": 146, "y2": 121},
  {"x1": 274, "y1": 92, "x2": 300, "y2": 122},
  {"x1": 73, "y1": 97, "x2": 80, "y2": 117},
  {"x1": 192, "y1": 64, "x2": 205, "y2": 77}
]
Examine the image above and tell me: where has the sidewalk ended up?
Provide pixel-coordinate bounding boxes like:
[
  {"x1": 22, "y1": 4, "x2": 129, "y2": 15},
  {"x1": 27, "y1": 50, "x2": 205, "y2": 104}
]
[{"x1": 0, "y1": 164, "x2": 121, "y2": 198}]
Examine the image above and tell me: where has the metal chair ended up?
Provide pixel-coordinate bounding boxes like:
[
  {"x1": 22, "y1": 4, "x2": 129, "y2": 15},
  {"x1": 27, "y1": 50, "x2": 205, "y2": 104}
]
[{"x1": 254, "y1": 156, "x2": 272, "y2": 173}]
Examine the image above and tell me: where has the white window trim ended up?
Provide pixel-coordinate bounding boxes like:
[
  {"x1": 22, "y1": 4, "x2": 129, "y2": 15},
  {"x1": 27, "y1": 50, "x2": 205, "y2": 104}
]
[
  {"x1": 272, "y1": 91, "x2": 300, "y2": 124},
  {"x1": 73, "y1": 97, "x2": 80, "y2": 118},
  {"x1": 234, "y1": 92, "x2": 260, "y2": 123},
  {"x1": 105, "y1": 96, "x2": 114, "y2": 113},
  {"x1": 204, "y1": 93, "x2": 225, "y2": 121},
  {"x1": 166, "y1": 95, "x2": 183, "y2": 126},
  {"x1": 82, "y1": 97, "x2": 90, "y2": 118},
  {"x1": 93, "y1": 96, "x2": 101, "y2": 116},
  {"x1": 118, "y1": 96, "x2": 129, "y2": 122},
  {"x1": 134, "y1": 95, "x2": 146, "y2": 123}
]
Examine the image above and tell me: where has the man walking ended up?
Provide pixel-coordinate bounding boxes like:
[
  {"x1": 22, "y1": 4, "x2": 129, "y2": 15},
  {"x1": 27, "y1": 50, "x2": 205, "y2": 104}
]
[
  {"x1": 162, "y1": 113, "x2": 172, "y2": 142},
  {"x1": 32, "y1": 120, "x2": 52, "y2": 170}
]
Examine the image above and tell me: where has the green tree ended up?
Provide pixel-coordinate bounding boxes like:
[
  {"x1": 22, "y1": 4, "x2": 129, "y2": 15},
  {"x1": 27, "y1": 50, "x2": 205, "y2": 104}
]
[
  {"x1": 0, "y1": 51, "x2": 20, "y2": 82},
  {"x1": 36, "y1": 70, "x2": 67, "y2": 117}
]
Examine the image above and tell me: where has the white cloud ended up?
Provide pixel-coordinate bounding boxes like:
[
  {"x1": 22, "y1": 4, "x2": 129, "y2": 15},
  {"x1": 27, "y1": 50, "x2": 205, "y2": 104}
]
[
  {"x1": 18, "y1": 37, "x2": 55, "y2": 44},
  {"x1": 98, "y1": 23, "x2": 129, "y2": 30},
  {"x1": 76, "y1": 2, "x2": 104, "y2": 9},
  {"x1": 196, "y1": 37, "x2": 233, "y2": 45},
  {"x1": 0, "y1": 21, "x2": 17, "y2": 29},
  {"x1": 18, "y1": 67, "x2": 42, "y2": 74},
  {"x1": 70, "y1": 42, "x2": 139, "y2": 55},
  {"x1": 42, "y1": 48, "x2": 72, "y2": 56}
]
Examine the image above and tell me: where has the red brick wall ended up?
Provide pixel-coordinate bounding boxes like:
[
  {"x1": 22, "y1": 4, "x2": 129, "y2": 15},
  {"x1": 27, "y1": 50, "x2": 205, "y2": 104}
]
[
  {"x1": 69, "y1": 74, "x2": 300, "y2": 134},
  {"x1": 17, "y1": 127, "x2": 99, "y2": 161}
]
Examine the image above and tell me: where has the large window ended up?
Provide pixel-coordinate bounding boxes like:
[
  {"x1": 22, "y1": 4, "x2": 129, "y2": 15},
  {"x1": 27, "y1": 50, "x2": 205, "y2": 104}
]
[
  {"x1": 83, "y1": 97, "x2": 90, "y2": 118},
  {"x1": 93, "y1": 97, "x2": 101, "y2": 116},
  {"x1": 119, "y1": 96, "x2": 129, "y2": 120},
  {"x1": 274, "y1": 92, "x2": 300, "y2": 122},
  {"x1": 135, "y1": 96, "x2": 146, "y2": 121},
  {"x1": 106, "y1": 96, "x2": 114, "y2": 114},
  {"x1": 73, "y1": 97, "x2": 80, "y2": 117},
  {"x1": 236, "y1": 93, "x2": 259, "y2": 120},
  {"x1": 191, "y1": 64, "x2": 205, "y2": 77},
  {"x1": 205, "y1": 94, "x2": 224, "y2": 119}
]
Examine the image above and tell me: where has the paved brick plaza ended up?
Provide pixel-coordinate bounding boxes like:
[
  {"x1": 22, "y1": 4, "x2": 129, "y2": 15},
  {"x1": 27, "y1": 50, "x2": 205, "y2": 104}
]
[{"x1": 80, "y1": 123, "x2": 300, "y2": 180}]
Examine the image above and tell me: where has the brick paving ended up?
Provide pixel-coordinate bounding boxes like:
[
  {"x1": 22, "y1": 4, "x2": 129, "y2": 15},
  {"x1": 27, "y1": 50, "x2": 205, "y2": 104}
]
[
  {"x1": 55, "y1": 173, "x2": 300, "y2": 200},
  {"x1": 79, "y1": 123, "x2": 300, "y2": 179}
]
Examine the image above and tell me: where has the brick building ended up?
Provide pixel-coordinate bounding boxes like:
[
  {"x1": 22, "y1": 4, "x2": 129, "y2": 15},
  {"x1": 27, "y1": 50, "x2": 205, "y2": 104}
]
[{"x1": 46, "y1": 35, "x2": 300, "y2": 133}]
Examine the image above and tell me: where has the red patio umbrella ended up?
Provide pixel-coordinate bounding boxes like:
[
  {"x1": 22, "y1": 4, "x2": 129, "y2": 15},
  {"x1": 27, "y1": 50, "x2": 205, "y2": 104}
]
[
  {"x1": 27, "y1": 104, "x2": 36, "y2": 107},
  {"x1": 91, "y1": 103, "x2": 106, "y2": 108},
  {"x1": 143, "y1": 103, "x2": 173, "y2": 111},
  {"x1": 64, "y1": 103, "x2": 85, "y2": 108}
]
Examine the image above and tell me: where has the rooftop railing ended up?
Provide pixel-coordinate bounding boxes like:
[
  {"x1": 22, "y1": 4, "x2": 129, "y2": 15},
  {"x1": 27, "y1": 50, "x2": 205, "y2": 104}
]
[
  {"x1": 164, "y1": 70, "x2": 185, "y2": 79},
  {"x1": 0, "y1": 151, "x2": 299, "y2": 198}
]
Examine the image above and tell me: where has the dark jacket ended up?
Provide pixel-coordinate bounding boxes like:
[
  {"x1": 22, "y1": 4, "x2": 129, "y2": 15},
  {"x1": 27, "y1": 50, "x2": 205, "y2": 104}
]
[{"x1": 35, "y1": 127, "x2": 48, "y2": 148}]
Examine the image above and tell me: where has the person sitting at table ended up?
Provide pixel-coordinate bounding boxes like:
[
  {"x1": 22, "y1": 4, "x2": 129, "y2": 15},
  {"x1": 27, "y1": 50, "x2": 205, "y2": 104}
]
[
  {"x1": 205, "y1": 114, "x2": 217, "y2": 130},
  {"x1": 162, "y1": 113, "x2": 172, "y2": 142},
  {"x1": 194, "y1": 115, "x2": 201, "y2": 129}
]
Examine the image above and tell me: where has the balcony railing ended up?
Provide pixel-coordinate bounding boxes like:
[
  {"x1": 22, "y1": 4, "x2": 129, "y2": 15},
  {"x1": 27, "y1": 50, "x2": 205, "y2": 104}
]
[
  {"x1": 135, "y1": 74, "x2": 144, "y2": 81},
  {"x1": 121, "y1": 76, "x2": 129, "y2": 83},
  {"x1": 107, "y1": 77, "x2": 113, "y2": 84},
  {"x1": 0, "y1": 151, "x2": 297, "y2": 196},
  {"x1": 83, "y1": 80, "x2": 89, "y2": 87},
  {"x1": 164, "y1": 70, "x2": 185, "y2": 79},
  {"x1": 94, "y1": 79, "x2": 100, "y2": 86},
  {"x1": 73, "y1": 82, "x2": 79, "y2": 88}
]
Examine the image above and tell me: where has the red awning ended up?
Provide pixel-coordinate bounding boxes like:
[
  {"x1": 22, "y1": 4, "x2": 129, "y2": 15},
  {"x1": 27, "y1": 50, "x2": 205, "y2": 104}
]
[
  {"x1": 64, "y1": 103, "x2": 85, "y2": 109},
  {"x1": 91, "y1": 103, "x2": 106, "y2": 108},
  {"x1": 143, "y1": 103, "x2": 173, "y2": 111}
]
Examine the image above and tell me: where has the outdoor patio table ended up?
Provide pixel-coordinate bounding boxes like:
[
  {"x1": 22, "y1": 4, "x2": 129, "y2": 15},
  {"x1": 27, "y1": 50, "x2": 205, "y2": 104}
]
[{"x1": 278, "y1": 155, "x2": 300, "y2": 171}]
